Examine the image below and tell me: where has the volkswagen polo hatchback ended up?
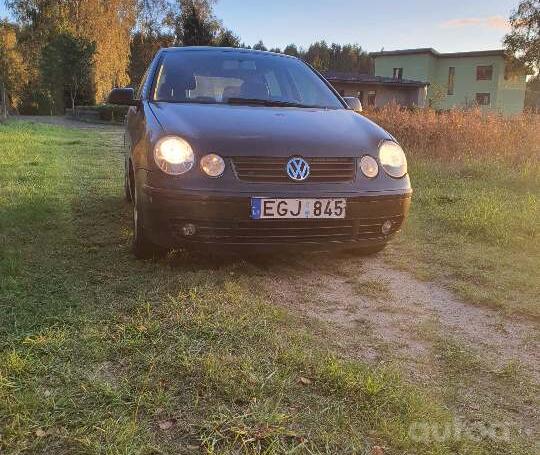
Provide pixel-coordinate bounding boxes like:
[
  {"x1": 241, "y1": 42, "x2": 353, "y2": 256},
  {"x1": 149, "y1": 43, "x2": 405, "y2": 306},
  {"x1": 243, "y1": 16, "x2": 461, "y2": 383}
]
[{"x1": 108, "y1": 47, "x2": 412, "y2": 258}]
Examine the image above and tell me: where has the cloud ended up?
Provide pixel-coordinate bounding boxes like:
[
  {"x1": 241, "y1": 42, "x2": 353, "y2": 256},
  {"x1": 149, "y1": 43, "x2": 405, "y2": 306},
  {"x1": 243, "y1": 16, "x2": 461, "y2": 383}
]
[{"x1": 441, "y1": 16, "x2": 510, "y2": 31}]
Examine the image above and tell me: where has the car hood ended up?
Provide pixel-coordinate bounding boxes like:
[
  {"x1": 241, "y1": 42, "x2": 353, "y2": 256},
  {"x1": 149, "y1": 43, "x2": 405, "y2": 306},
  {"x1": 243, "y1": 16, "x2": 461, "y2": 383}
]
[{"x1": 149, "y1": 102, "x2": 392, "y2": 157}]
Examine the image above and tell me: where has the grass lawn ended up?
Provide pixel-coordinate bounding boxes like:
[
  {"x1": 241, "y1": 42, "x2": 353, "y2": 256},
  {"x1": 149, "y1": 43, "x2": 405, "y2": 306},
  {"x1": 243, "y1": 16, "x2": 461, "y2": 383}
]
[
  {"x1": 389, "y1": 157, "x2": 539, "y2": 318},
  {"x1": 0, "y1": 121, "x2": 537, "y2": 454}
]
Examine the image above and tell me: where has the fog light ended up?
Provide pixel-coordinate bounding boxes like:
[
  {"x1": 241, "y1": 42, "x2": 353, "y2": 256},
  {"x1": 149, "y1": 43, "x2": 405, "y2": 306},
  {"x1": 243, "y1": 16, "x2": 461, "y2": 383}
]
[
  {"x1": 200, "y1": 153, "x2": 225, "y2": 177},
  {"x1": 360, "y1": 155, "x2": 379, "y2": 178},
  {"x1": 381, "y1": 220, "x2": 393, "y2": 235},
  {"x1": 182, "y1": 223, "x2": 197, "y2": 237}
]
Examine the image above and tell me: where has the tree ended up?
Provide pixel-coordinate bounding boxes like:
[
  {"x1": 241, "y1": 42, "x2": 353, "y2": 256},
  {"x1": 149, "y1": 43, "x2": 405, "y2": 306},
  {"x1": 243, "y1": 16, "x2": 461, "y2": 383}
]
[
  {"x1": 504, "y1": 0, "x2": 540, "y2": 78},
  {"x1": 137, "y1": 0, "x2": 176, "y2": 36},
  {"x1": 301, "y1": 41, "x2": 371, "y2": 73},
  {"x1": 8, "y1": 0, "x2": 138, "y2": 103},
  {"x1": 67, "y1": 0, "x2": 138, "y2": 101},
  {"x1": 130, "y1": 0, "x2": 176, "y2": 87},
  {"x1": 129, "y1": 31, "x2": 174, "y2": 88},
  {"x1": 170, "y1": 0, "x2": 220, "y2": 45},
  {"x1": 41, "y1": 32, "x2": 96, "y2": 112},
  {"x1": 525, "y1": 77, "x2": 540, "y2": 111},
  {"x1": 283, "y1": 44, "x2": 300, "y2": 57},
  {"x1": 0, "y1": 21, "x2": 28, "y2": 112},
  {"x1": 215, "y1": 28, "x2": 240, "y2": 47},
  {"x1": 252, "y1": 40, "x2": 267, "y2": 51},
  {"x1": 304, "y1": 41, "x2": 330, "y2": 71}
]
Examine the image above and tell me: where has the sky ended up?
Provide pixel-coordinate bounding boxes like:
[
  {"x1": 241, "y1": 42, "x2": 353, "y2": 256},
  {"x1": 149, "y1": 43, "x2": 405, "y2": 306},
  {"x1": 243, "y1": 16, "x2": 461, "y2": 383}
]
[{"x1": 0, "y1": 0, "x2": 519, "y2": 53}]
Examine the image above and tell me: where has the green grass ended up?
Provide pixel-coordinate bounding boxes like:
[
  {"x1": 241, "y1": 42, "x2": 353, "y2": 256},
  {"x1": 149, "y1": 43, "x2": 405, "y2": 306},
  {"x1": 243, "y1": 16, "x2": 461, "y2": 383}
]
[
  {"x1": 0, "y1": 121, "x2": 536, "y2": 454},
  {"x1": 388, "y1": 157, "x2": 539, "y2": 318}
]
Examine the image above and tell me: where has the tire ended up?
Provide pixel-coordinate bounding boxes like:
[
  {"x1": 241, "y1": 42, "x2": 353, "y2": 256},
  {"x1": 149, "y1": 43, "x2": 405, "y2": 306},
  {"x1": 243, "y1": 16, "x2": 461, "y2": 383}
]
[
  {"x1": 352, "y1": 244, "x2": 387, "y2": 256},
  {"x1": 132, "y1": 182, "x2": 165, "y2": 259}
]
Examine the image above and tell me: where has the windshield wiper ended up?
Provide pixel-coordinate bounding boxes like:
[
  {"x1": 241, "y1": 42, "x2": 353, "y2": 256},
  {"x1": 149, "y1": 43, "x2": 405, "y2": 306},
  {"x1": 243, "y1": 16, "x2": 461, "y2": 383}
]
[{"x1": 226, "y1": 97, "x2": 319, "y2": 108}]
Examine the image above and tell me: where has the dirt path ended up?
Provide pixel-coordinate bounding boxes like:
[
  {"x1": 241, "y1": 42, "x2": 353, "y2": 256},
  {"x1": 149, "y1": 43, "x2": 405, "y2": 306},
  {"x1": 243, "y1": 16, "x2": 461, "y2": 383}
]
[
  {"x1": 262, "y1": 255, "x2": 539, "y2": 378},
  {"x1": 259, "y1": 253, "x2": 539, "y2": 439}
]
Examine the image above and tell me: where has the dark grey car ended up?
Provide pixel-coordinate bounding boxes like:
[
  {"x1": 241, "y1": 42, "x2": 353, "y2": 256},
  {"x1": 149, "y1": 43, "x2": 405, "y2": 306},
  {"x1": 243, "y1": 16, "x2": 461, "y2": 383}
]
[{"x1": 108, "y1": 47, "x2": 411, "y2": 258}]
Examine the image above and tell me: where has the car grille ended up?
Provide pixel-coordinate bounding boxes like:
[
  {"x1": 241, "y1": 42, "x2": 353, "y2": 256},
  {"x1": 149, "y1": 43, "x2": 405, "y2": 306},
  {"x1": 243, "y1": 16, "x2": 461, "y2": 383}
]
[
  {"x1": 170, "y1": 216, "x2": 403, "y2": 244},
  {"x1": 231, "y1": 157, "x2": 356, "y2": 183}
]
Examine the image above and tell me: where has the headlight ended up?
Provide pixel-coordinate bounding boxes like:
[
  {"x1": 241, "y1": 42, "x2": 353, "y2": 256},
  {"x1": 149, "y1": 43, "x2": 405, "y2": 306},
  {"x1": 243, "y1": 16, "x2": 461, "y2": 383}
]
[
  {"x1": 154, "y1": 136, "x2": 194, "y2": 175},
  {"x1": 359, "y1": 155, "x2": 379, "y2": 178},
  {"x1": 379, "y1": 141, "x2": 407, "y2": 178},
  {"x1": 200, "y1": 153, "x2": 225, "y2": 177}
]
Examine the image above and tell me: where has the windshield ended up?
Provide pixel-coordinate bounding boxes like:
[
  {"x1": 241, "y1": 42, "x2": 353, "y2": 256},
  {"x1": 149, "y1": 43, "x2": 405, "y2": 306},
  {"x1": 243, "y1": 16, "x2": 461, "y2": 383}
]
[{"x1": 152, "y1": 50, "x2": 344, "y2": 109}]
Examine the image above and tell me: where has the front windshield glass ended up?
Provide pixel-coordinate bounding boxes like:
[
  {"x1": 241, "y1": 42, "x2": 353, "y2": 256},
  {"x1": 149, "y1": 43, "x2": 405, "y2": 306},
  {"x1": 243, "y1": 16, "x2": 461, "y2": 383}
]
[{"x1": 152, "y1": 50, "x2": 344, "y2": 109}]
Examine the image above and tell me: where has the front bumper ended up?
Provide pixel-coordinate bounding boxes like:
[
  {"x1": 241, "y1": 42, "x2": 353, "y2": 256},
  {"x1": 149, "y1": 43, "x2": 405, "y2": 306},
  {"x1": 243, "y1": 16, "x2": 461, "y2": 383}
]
[{"x1": 140, "y1": 184, "x2": 412, "y2": 251}]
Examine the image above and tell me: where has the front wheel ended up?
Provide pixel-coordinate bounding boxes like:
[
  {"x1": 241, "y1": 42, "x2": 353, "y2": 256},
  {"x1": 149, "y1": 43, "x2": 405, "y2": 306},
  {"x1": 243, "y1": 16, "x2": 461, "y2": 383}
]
[{"x1": 132, "y1": 184, "x2": 165, "y2": 259}]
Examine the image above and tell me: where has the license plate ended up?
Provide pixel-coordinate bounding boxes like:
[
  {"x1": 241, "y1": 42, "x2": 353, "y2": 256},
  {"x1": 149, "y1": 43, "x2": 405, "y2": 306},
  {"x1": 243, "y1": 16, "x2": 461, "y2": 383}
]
[{"x1": 251, "y1": 198, "x2": 346, "y2": 219}]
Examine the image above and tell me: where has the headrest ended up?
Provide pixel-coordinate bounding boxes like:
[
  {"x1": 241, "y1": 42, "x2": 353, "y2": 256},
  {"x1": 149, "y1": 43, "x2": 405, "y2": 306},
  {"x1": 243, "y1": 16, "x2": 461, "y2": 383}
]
[{"x1": 167, "y1": 72, "x2": 197, "y2": 91}]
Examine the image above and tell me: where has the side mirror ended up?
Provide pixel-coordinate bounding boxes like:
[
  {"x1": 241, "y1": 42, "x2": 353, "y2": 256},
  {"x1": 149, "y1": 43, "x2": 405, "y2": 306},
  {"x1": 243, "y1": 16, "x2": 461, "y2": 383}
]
[
  {"x1": 108, "y1": 88, "x2": 138, "y2": 106},
  {"x1": 343, "y1": 96, "x2": 363, "y2": 113}
]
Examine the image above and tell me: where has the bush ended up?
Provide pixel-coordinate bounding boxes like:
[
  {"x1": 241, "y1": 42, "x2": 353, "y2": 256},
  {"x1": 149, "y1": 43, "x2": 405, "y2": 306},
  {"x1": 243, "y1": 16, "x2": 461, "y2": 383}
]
[
  {"x1": 69, "y1": 104, "x2": 129, "y2": 122},
  {"x1": 365, "y1": 104, "x2": 540, "y2": 169},
  {"x1": 93, "y1": 104, "x2": 129, "y2": 122}
]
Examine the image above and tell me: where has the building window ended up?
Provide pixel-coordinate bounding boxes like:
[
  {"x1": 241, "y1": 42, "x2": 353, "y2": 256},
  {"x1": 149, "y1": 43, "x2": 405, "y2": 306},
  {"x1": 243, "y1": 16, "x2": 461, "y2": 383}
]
[
  {"x1": 476, "y1": 93, "x2": 491, "y2": 106},
  {"x1": 393, "y1": 68, "x2": 403, "y2": 80},
  {"x1": 477, "y1": 65, "x2": 493, "y2": 81},
  {"x1": 367, "y1": 91, "x2": 376, "y2": 106},
  {"x1": 447, "y1": 67, "x2": 455, "y2": 95}
]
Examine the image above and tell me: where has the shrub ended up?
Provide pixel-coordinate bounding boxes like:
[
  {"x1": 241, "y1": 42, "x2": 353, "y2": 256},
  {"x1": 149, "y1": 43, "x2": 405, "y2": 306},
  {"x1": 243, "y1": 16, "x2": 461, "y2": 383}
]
[
  {"x1": 365, "y1": 104, "x2": 540, "y2": 169},
  {"x1": 93, "y1": 104, "x2": 129, "y2": 122},
  {"x1": 67, "y1": 104, "x2": 128, "y2": 122}
]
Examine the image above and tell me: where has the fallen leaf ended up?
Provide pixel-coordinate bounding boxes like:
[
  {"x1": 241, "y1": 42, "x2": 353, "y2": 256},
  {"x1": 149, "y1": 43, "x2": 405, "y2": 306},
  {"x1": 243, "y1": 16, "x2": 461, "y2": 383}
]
[
  {"x1": 371, "y1": 446, "x2": 384, "y2": 455},
  {"x1": 298, "y1": 377, "x2": 312, "y2": 385},
  {"x1": 158, "y1": 419, "x2": 176, "y2": 430},
  {"x1": 35, "y1": 429, "x2": 47, "y2": 437}
]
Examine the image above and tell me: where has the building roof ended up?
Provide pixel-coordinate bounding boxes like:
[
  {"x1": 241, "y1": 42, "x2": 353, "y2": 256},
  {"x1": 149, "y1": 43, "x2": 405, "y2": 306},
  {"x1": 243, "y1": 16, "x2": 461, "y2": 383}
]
[
  {"x1": 323, "y1": 71, "x2": 429, "y2": 88},
  {"x1": 369, "y1": 48, "x2": 507, "y2": 58}
]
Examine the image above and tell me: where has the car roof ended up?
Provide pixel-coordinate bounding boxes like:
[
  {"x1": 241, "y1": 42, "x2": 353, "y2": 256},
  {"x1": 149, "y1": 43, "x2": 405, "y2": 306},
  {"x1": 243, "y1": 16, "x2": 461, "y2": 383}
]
[{"x1": 160, "y1": 46, "x2": 298, "y2": 60}]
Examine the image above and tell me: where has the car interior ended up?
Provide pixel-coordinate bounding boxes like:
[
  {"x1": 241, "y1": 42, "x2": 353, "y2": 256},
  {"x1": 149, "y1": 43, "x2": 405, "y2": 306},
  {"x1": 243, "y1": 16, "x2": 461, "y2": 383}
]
[{"x1": 155, "y1": 69, "x2": 272, "y2": 103}]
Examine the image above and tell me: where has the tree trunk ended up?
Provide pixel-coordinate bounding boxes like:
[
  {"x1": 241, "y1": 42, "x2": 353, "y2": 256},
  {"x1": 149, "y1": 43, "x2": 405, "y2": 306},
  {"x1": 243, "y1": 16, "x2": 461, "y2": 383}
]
[
  {"x1": 71, "y1": 87, "x2": 76, "y2": 114},
  {"x1": 0, "y1": 83, "x2": 7, "y2": 121}
]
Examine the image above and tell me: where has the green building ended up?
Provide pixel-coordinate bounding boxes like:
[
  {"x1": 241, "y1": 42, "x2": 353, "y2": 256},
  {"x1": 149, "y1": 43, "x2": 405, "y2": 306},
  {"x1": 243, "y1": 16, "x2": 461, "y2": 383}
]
[{"x1": 370, "y1": 48, "x2": 527, "y2": 115}]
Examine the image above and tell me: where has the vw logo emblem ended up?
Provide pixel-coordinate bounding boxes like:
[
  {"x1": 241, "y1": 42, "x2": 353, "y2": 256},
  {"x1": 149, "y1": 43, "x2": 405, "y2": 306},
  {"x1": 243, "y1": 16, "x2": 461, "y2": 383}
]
[{"x1": 286, "y1": 157, "x2": 310, "y2": 181}]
